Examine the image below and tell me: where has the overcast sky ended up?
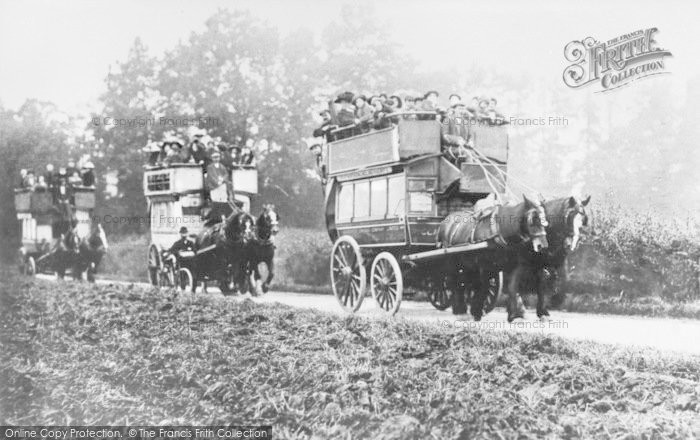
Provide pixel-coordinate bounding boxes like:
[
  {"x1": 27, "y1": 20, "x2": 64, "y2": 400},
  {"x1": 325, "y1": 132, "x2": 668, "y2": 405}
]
[{"x1": 1, "y1": 0, "x2": 698, "y2": 114}]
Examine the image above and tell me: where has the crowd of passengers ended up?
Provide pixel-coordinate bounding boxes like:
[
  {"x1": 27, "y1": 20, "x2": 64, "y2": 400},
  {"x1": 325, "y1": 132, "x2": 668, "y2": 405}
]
[
  {"x1": 311, "y1": 91, "x2": 507, "y2": 172},
  {"x1": 17, "y1": 158, "x2": 96, "y2": 205},
  {"x1": 144, "y1": 130, "x2": 255, "y2": 223},
  {"x1": 313, "y1": 91, "x2": 506, "y2": 140},
  {"x1": 144, "y1": 130, "x2": 256, "y2": 171}
]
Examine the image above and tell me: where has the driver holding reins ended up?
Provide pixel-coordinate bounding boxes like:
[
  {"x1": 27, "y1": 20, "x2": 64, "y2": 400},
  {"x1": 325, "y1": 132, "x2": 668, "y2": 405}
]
[{"x1": 166, "y1": 226, "x2": 196, "y2": 269}]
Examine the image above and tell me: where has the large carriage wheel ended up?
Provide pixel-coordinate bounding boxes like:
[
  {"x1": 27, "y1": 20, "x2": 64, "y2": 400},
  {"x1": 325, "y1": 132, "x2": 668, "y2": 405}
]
[
  {"x1": 370, "y1": 252, "x2": 403, "y2": 316},
  {"x1": 25, "y1": 256, "x2": 36, "y2": 277},
  {"x1": 330, "y1": 236, "x2": 366, "y2": 313},
  {"x1": 147, "y1": 244, "x2": 161, "y2": 286},
  {"x1": 428, "y1": 274, "x2": 453, "y2": 311},
  {"x1": 482, "y1": 271, "x2": 503, "y2": 314},
  {"x1": 178, "y1": 268, "x2": 194, "y2": 292}
]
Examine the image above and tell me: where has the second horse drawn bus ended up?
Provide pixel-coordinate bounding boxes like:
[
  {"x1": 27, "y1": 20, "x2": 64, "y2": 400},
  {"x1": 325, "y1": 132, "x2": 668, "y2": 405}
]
[{"x1": 143, "y1": 161, "x2": 259, "y2": 292}]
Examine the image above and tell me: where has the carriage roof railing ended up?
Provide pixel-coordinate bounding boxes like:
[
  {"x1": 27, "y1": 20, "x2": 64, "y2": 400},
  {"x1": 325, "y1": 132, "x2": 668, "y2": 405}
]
[
  {"x1": 143, "y1": 163, "x2": 257, "y2": 171},
  {"x1": 328, "y1": 111, "x2": 439, "y2": 137},
  {"x1": 327, "y1": 111, "x2": 509, "y2": 138},
  {"x1": 143, "y1": 162, "x2": 258, "y2": 197}
]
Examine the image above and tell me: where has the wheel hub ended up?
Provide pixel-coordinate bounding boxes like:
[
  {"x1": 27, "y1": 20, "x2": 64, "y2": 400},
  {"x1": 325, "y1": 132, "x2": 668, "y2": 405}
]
[{"x1": 341, "y1": 266, "x2": 353, "y2": 278}]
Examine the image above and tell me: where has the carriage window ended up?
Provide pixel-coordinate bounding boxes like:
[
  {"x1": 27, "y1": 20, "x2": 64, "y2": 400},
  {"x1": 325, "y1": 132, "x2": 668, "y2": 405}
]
[
  {"x1": 370, "y1": 179, "x2": 387, "y2": 218},
  {"x1": 354, "y1": 181, "x2": 370, "y2": 219},
  {"x1": 337, "y1": 183, "x2": 353, "y2": 221},
  {"x1": 387, "y1": 175, "x2": 405, "y2": 217}
]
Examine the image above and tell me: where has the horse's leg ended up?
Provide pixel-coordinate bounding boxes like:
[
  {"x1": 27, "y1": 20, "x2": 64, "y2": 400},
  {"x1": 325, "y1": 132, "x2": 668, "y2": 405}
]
[
  {"x1": 470, "y1": 269, "x2": 485, "y2": 321},
  {"x1": 88, "y1": 253, "x2": 102, "y2": 283},
  {"x1": 507, "y1": 264, "x2": 525, "y2": 322},
  {"x1": 73, "y1": 263, "x2": 83, "y2": 281},
  {"x1": 263, "y1": 256, "x2": 274, "y2": 293},
  {"x1": 451, "y1": 264, "x2": 467, "y2": 315},
  {"x1": 549, "y1": 257, "x2": 569, "y2": 308},
  {"x1": 233, "y1": 260, "x2": 245, "y2": 295},
  {"x1": 536, "y1": 267, "x2": 550, "y2": 319}
]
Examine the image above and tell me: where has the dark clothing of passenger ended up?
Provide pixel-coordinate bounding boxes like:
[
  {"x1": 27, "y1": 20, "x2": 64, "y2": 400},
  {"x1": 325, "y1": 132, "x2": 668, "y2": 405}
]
[
  {"x1": 313, "y1": 123, "x2": 335, "y2": 142},
  {"x1": 169, "y1": 237, "x2": 196, "y2": 254},
  {"x1": 81, "y1": 169, "x2": 95, "y2": 187},
  {"x1": 337, "y1": 103, "x2": 356, "y2": 127},
  {"x1": 191, "y1": 142, "x2": 209, "y2": 169}
]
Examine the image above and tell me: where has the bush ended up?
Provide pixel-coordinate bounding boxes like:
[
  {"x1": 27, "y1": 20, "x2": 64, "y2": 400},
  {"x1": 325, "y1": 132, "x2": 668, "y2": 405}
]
[
  {"x1": 100, "y1": 234, "x2": 148, "y2": 281},
  {"x1": 276, "y1": 228, "x2": 331, "y2": 287},
  {"x1": 569, "y1": 204, "x2": 700, "y2": 302}
]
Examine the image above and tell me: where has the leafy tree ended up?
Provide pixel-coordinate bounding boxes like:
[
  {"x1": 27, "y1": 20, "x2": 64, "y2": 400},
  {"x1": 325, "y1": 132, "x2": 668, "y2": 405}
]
[{"x1": 89, "y1": 37, "x2": 158, "y2": 235}]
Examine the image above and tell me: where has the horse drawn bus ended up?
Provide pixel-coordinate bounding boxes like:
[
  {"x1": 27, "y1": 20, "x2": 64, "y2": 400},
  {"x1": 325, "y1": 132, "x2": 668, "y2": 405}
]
[
  {"x1": 315, "y1": 105, "x2": 572, "y2": 320},
  {"x1": 15, "y1": 182, "x2": 108, "y2": 281},
  {"x1": 143, "y1": 155, "x2": 277, "y2": 295}
]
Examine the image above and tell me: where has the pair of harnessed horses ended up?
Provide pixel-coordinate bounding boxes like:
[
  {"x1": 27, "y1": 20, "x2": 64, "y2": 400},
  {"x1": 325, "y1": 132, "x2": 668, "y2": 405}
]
[
  {"x1": 188, "y1": 204, "x2": 279, "y2": 294},
  {"x1": 437, "y1": 194, "x2": 590, "y2": 321},
  {"x1": 54, "y1": 221, "x2": 109, "y2": 281}
]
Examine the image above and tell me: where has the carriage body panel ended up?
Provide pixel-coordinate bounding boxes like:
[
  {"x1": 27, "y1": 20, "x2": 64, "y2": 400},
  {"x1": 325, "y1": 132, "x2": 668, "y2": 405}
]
[
  {"x1": 14, "y1": 189, "x2": 53, "y2": 214},
  {"x1": 231, "y1": 166, "x2": 258, "y2": 195},
  {"x1": 148, "y1": 194, "x2": 205, "y2": 250}
]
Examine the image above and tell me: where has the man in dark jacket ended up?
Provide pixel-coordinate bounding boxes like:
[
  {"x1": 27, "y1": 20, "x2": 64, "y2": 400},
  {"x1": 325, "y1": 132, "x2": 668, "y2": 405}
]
[
  {"x1": 313, "y1": 110, "x2": 336, "y2": 142},
  {"x1": 190, "y1": 133, "x2": 209, "y2": 169},
  {"x1": 80, "y1": 161, "x2": 96, "y2": 187},
  {"x1": 167, "y1": 226, "x2": 196, "y2": 275},
  {"x1": 169, "y1": 227, "x2": 196, "y2": 255},
  {"x1": 335, "y1": 92, "x2": 357, "y2": 127}
]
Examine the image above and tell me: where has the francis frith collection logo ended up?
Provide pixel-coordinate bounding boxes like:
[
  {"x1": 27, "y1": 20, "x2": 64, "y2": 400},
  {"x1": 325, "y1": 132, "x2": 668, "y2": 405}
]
[{"x1": 563, "y1": 28, "x2": 672, "y2": 92}]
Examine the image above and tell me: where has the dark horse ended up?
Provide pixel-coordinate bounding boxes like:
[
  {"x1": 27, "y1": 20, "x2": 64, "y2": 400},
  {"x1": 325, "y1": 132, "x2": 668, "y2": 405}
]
[
  {"x1": 473, "y1": 195, "x2": 591, "y2": 321},
  {"x1": 73, "y1": 222, "x2": 109, "y2": 282},
  {"x1": 436, "y1": 195, "x2": 549, "y2": 321},
  {"x1": 192, "y1": 209, "x2": 256, "y2": 294},
  {"x1": 249, "y1": 204, "x2": 280, "y2": 294},
  {"x1": 51, "y1": 201, "x2": 79, "y2": 278},
  {"x1": 54, "y1": 230, "x2": 80, "y2": 279}
]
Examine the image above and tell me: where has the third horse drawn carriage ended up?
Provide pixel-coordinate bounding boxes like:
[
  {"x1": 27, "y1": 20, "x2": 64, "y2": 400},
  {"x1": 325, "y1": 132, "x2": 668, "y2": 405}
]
[
  {"x1": 320, "y1": 111, "x2": 555, "y2": 318},
  {"x1": 16, "y1": 184, "x2": 107, "y2": 280}
]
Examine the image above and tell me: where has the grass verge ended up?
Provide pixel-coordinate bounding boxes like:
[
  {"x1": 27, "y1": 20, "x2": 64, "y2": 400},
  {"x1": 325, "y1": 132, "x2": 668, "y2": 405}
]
[{"x1": 1, "y1": 268, "x2": 699, "y2": 438}]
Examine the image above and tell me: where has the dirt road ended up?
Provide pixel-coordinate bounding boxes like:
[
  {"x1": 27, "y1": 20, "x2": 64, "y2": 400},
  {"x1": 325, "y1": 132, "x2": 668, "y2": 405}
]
[{"x1": 38, "y1": 274, "x2": 700, "y2": 355}]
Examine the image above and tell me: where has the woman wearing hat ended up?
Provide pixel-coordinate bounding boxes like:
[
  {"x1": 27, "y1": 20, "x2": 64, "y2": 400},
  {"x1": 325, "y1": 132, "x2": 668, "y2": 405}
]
[
  {"x1": 334, "y1": 91, "x2": 356, "y2": 122},
  {"x1": 353, "y1": 95, "x2": 374, "y2": 133}
]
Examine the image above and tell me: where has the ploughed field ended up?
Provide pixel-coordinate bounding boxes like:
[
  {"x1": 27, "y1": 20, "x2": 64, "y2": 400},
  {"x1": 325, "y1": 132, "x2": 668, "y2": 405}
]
[{"x1": 1, "y1": 268, "x2": 699, "y2": 439}]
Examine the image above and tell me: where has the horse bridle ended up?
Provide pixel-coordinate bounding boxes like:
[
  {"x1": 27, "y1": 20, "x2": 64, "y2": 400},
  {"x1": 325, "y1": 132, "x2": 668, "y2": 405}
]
[
  {"x1": 563, "y1": 204, "x2": 588, "y2": 250},
  {"x1": 522, "y1": 206, "x2": 548, "y2": 242},
  {"x1": 257, "y1": 211, "x2": 279, "y2": 244},
  {"x1": 225, "y1": 215, "x2": 254, "y2": 245}
]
